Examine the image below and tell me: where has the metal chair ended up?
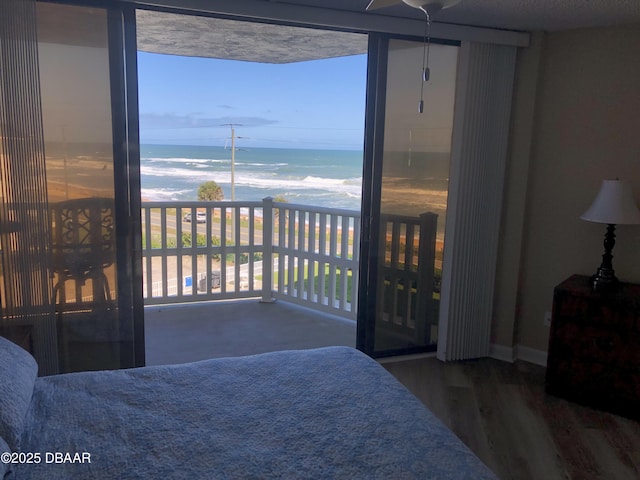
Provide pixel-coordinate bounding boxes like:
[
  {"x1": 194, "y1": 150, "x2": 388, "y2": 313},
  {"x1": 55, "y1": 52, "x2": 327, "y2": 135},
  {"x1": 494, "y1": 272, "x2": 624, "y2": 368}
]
[{"x1": 50, "y1": 198, "x2": 115, "y2": 308}]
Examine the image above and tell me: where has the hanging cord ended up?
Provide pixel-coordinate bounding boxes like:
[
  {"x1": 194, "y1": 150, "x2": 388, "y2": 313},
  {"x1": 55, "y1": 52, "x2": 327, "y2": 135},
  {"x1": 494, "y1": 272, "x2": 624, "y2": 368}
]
[{"x1": 418, "y1": 7, "x2": 431, "y2": 113}]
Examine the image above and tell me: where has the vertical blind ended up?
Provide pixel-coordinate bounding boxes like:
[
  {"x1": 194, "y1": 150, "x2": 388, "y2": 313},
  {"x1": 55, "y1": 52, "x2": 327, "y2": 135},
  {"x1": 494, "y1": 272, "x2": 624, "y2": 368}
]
[
  {"x1": 0, "y1": 0, "x2": 58, "y2": 374},
  {"x1": 437, "y1": 41, "x2": 518, "y2": 361}
]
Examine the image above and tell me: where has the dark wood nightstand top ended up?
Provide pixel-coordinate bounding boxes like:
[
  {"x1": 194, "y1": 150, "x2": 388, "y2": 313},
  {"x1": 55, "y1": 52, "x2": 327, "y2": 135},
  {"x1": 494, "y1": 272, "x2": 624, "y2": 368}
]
[{"x1": 556, "y1": 274, "x2": 640, "y2": 306}]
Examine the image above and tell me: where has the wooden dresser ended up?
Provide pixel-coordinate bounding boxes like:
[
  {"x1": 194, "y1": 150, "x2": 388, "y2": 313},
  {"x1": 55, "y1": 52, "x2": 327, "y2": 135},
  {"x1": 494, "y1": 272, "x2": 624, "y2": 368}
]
[{"x1": 545, "y1": 274, "x2": 640, "y2": 421}]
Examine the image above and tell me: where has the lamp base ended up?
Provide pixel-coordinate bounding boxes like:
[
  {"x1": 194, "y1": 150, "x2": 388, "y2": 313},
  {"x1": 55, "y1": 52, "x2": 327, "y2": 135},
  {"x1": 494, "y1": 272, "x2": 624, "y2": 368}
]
[
  {"x1": 590, "y1": 223, "x2": 619, "y2": 291},
  {"x1": 590, "y1": 267, "x2": 618, "y2": 291}
]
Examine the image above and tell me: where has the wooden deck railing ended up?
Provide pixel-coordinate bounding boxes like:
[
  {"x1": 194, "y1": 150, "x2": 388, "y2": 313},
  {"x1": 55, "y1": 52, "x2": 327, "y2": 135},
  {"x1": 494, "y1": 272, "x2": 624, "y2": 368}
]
[
  {"x1": 140, "y1": 199, "x2": 437, "y2": 326},
  {"x1": 376, "y1": 212, "x2": 439, "y2": 344},
  {"x1": 141, "y1": 200, "x2": 264, "y2": 304},
  {"x1": 268, "y1": 199, "x2": 360, "y2": 320},
  {"x1": 141, "y1": 199, "x2": 361, "y2": 320}
]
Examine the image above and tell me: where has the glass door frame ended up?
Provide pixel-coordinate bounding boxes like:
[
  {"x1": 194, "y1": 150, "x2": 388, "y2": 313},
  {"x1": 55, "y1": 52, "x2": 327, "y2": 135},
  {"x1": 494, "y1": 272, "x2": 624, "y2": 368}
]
[
  {"x1": 108, "y1": 4, "x2": 145, "y2": 368},
  {"x1": 356, "y1": 33, "x2": 387, "y2": 356},
  {"x1": 357, "y1": 33, "x2": 460, "y2": 358}
]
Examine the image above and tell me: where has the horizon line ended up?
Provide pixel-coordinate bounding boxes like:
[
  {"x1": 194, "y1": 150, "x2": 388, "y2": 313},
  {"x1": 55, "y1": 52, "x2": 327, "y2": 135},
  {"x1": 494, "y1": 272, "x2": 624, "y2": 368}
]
[{"x1": 140, "y1": 142, "x2": 364, "y2": 152}]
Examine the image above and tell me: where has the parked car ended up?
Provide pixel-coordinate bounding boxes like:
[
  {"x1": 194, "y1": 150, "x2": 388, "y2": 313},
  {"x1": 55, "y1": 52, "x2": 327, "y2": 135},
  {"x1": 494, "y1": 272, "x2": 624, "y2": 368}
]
[
  {"x1": 197, "y1": 271, "x2": 221, "y2": 291},
  {"x1": 183, "y1": 211, "x2": 206, "y2": 223}
]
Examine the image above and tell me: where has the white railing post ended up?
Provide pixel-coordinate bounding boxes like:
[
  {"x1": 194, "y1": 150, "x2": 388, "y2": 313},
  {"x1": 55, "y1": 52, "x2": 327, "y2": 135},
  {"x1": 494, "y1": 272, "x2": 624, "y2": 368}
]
[{"x1": 261, "y1": 197, "x2": 275, "y2": 303}]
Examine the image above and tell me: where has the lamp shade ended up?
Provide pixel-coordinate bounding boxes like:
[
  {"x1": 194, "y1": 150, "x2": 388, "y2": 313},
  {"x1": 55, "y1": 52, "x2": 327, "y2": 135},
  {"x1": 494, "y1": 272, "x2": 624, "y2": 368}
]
[{"x1": 580, "y1": 179, "x2": 640, "y2": 225}]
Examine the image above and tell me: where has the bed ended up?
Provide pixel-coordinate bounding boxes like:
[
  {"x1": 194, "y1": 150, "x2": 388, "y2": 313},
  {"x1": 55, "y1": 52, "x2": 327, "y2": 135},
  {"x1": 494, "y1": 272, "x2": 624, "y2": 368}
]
[{"x1": 1, "y1": 335, "x2": 496, "y2": 479}]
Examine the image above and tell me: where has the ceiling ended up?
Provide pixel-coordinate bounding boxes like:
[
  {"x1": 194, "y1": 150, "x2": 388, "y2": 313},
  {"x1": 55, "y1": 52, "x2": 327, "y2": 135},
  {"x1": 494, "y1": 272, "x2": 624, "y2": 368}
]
[
  {"x1": 134, "y1": 0, "x2": 640, "y2": 64},
  {"x1": 275, "y1": 0, "x2": 640, "y2": 32},
  {"x1": 136, "y1": 11, "x2": 369, "y2": 63}
]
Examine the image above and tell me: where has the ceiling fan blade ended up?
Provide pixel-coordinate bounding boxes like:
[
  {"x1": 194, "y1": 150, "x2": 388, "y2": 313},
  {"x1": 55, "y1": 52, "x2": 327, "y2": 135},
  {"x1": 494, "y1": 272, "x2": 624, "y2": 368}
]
[{"x1": 366, "y1": 0, "x2": 402, "y2": 10}]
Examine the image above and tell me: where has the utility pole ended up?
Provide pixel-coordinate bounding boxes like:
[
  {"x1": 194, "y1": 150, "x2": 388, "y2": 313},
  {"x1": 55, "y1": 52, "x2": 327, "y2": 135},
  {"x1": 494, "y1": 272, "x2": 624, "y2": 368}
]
[
  {"x1": 222, "y1": 123, "x2": 244, "y2": 246},
  {"x1": 221, "y1": 123, "x2": 243, "y2": 201}
]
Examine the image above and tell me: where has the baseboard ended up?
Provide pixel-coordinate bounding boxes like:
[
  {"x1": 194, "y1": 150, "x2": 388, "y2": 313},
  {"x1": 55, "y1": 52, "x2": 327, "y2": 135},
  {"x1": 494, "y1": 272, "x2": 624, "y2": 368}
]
[
  {"x1": 515, "y1": 345, "x2": 548, "y2": 367},
  {"x1": 489, "y1": 343, "x2": 548, "y2": 367},
  {"x1": 489, "y1": 343, "x2": 515, "y2": 363}
]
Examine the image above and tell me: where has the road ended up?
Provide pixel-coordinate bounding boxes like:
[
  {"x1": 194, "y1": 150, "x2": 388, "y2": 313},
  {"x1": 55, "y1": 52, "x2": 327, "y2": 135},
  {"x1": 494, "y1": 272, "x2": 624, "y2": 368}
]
[{"x1": 144, "y1": 211, "x2": 263, "y2": 245}]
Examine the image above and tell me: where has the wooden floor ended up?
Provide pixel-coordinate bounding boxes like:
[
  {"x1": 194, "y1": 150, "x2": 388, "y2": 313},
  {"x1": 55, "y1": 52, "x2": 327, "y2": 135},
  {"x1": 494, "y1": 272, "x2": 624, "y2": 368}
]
[{"x1": 382, "y1": 356, "x2": 640, "y2": 480}]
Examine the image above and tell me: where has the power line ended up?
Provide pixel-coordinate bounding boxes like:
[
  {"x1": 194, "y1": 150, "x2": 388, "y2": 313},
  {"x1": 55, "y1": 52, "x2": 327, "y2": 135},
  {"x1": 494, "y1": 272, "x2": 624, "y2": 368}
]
[{"x1": 261, "y1": 125, "x2": 364, "y2": 131}]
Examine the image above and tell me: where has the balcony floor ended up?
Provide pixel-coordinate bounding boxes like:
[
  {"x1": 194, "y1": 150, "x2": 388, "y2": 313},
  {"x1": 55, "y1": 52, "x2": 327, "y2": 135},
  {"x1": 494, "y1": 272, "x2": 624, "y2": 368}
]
[{"x1": 144, "y1": 298, "x2": 356, "y2": 366}]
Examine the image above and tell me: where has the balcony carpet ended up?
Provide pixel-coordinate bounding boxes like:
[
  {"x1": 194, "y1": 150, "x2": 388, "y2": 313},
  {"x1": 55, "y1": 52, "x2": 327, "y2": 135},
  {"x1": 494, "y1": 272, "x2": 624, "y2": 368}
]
[{"x1": 144, "y1": 298, "x2": 356, "y2": 365}]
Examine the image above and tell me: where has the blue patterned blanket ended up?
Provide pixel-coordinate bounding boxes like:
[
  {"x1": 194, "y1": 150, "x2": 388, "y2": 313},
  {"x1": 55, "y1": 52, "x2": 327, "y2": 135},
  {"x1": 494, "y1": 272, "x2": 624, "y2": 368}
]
[{"x1": 2, "y1": 340, "x2": 496, "y2": 479}]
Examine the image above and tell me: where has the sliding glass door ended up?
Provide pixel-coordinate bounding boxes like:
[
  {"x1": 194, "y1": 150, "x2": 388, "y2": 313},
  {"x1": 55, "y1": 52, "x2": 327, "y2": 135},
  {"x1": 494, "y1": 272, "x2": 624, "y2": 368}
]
[
  {"x1": 35, "y1": 2, "x2": 142, "y2": 372},
  {"x1": 0, "y1": 1, "x2": 143, "y2": 373},
  {"x1": 358, "y1": 36, "x2": 458, "y2": 357}
]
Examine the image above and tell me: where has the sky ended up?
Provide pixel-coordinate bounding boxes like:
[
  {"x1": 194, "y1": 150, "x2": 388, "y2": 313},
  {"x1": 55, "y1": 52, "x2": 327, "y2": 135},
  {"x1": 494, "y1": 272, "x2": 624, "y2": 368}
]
[{"x1": 137, "y1": 52, "x2": 368, "y2": 150}]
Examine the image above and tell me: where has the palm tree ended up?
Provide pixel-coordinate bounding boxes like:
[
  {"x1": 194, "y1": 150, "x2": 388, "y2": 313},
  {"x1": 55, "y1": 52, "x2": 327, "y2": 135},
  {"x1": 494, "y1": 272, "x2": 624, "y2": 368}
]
[
  {"x1": 273, "y1": 194, "x2": 289, "y2": 222},
  {"x1": 197, "y1": 181, "x2": 224, "y2": 201}
]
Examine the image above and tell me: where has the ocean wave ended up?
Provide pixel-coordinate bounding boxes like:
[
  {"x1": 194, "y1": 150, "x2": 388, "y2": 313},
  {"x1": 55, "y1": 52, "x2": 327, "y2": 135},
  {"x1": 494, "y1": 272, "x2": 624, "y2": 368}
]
[
  {"x1": 143, "y1": 158, "x2": 291, "y2": 171},
  {"x1": 140, "y1": 165, "x2": 205, "y2": 179},
  {"x1": 141, "y1": 163, "x2": 362, "y2": 194},
  {"x1": 144, "y1": 157, "x2": 228, "y2": 164},
  {"x1": 236, "y1": 162, "x2": 289, "y2": 167},
  {"x1": 302, "y1": 175, "x2": 363, "y2": 186},
  {"x1": 234, "y1": 174, "x2": 362, "y2": 195},
  {"x1": 302, "y1": 176, "x2": 344, "y2": 186},
  {"x1": 141, "y1": 187, "x2": 193, "y2": 201}
]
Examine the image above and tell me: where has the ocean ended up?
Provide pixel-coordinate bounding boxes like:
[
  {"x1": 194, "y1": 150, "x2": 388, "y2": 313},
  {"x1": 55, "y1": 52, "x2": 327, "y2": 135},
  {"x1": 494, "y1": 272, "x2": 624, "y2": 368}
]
[
  {"x1": 44, "y1": 141, "x2": 449, "y2": 223},
  {"x1": 140, "y1": 144, "x2": 363, "y2": 211}
]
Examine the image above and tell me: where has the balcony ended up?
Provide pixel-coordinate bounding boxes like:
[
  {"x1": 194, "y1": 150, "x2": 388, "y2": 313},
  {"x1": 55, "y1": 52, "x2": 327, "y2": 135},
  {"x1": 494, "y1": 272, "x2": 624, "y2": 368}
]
[
  {"x1": 141, "y1": 198, "x2": 440, "y2": 360},
  {"x1": 144, "y1": 298, "x2": 357, "y2": 365},
  {"x1": 141, "y1": 198, "x2": 359, "y2": 361}
]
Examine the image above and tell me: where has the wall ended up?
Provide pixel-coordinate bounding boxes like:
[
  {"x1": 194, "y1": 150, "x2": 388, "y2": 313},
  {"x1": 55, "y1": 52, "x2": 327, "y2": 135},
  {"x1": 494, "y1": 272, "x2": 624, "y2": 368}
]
[{"x1": 493, "y1": 24, "x2": 640, "y2": 358}]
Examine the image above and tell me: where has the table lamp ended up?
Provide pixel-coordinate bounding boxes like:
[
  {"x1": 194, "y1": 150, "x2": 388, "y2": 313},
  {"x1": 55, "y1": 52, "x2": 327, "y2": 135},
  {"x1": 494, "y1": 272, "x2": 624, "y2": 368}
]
[{"x1": 580, "y1": 179, "x2": 640, "y2": 290}]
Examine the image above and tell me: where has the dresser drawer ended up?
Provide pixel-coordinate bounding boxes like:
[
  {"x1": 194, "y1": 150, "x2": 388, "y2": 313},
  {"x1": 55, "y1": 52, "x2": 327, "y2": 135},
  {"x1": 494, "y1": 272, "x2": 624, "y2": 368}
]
[
  {"x1": 549, "y1": 322, "x2": 640, "y2": 368},
  {"x1": 554, "y1": 289, "x2": 640, "y2": 330},
  {"x1": 546, "y1": 275, "x2": 640, "y2": 421}
]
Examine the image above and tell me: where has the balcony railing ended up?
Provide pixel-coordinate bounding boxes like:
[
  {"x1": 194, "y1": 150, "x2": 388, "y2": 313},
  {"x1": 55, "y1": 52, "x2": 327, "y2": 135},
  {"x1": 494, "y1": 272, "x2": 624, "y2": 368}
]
[
  {"x1": 270, "y1": 201, "x2": 360, "y2": 318},
  {"x1": 141, "y1": 199, "x2": 439, "y2": 329},
  {"x1": 377, "y1": 212, "x2": 439, "y2": 345},
  {"x1": 141, "y1": 198, "x2": 361, "y2": 320}
]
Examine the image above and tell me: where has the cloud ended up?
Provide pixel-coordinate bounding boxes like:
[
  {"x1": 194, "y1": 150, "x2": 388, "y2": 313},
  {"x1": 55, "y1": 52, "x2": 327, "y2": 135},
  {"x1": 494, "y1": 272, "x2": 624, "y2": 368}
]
[{"x1": 141, "y1": 112, "x2": 278, "y2": 129}]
